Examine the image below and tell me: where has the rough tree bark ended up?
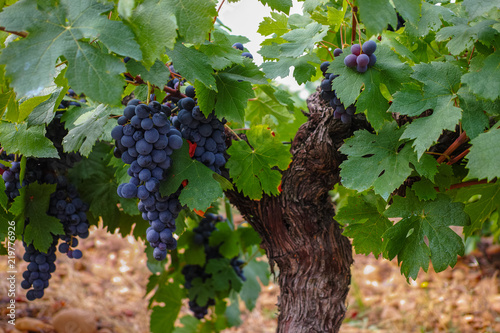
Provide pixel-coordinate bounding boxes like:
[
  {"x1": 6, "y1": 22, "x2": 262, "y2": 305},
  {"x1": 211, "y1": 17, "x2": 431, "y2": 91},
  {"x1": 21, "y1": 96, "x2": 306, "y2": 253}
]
[{"x1": 226, "y1": 91, "x2": 372, "y2": 332}]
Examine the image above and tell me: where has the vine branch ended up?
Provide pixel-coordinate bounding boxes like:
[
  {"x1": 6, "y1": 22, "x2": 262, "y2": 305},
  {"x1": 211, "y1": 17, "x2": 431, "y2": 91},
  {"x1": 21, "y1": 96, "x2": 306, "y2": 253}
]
[{"x1": 0, "y1": 27, "x2": 28, "y2": 38}]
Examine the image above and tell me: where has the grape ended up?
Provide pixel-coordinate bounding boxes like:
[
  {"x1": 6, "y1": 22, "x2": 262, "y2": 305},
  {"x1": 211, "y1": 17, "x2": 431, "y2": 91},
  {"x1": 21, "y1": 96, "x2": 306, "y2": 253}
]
[
  {"x1": 351, "y1": 44, "x2": 361, "y2": 56},
  {"x1": 168, "y1": 135, "x2": 183, "y2": 150},
  {"x1": 232, "y1": 42, "x2": 244, "y2": 50},
  {"x1": 123, "y1": 105, "x2": 136, "y2": 119},
  {"x1": 185, "y1": 85, "x2": 196, "y2": 98},
  {"x1": 362, "y1": 40, "x2": 377, "y2": 55},
  {"x1": 241, "y1": 52, "x2": 253, "y2": 59},
  {"x1": 321, "y1": 79, "x2": 332, "y2": 92},
  {"x1": 320, "y1": 61, "x2": 330, "y2": 74},
  {"x1": 341, "y1": 113, "x2": 352, "y2": 124},
  {"x1": 141, "y1": 118, "x2": 154, "y2": 130},
  {"x1": 356, "y1": 54, "x2": 370, "y2": 67},
  {"x1": 333, "y1": 48, "x2": 343, "y2": 57},
  {"x1": 111, "y1": 126, "x2": 124, "y2": 141},
  {"x1": 368, "y1": 54, "x2": 377, "y2": 67},
  {"x1": 357, "y1": 64, "x2": 368, "y2": 73},
  {"x1": 344, "y1": 54, "x2": 357, "y2": 67}
]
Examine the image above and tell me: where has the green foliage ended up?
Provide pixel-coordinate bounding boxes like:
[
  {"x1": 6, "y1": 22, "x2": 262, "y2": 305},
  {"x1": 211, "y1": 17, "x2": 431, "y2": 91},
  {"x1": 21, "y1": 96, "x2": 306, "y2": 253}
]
[{"x1": 0, "y1": 0, "x2": 499, "y2": 330}]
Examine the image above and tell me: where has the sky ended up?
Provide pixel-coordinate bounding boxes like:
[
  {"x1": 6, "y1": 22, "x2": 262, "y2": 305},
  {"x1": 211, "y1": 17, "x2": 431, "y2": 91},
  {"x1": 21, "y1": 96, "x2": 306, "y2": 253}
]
[{"x1": 218, "y1": 0, "x2": 307, "y2": 96}]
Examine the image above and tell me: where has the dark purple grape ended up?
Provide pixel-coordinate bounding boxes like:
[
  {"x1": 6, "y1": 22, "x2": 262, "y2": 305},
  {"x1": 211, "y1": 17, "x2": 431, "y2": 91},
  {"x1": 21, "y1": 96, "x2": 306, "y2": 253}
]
[
  {"x1": 362, "y1": 40, "x2": 377, "y2": 55},
  {"x1": 333, "y1": 48, "x2": 343, "y2": 57},
  {"x1": 344, "y1": 54, "x2": 357, "y2": 67},
  {"x1": 351, "y1": 44, "x2": 361, "y2": 56}
]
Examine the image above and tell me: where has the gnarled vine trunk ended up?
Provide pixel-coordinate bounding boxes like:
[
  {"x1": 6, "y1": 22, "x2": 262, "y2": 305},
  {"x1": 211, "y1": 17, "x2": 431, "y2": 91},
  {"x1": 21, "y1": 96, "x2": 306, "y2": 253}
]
[{"x1": 226, "y1": 91, "x2": 371, "y2": 332}]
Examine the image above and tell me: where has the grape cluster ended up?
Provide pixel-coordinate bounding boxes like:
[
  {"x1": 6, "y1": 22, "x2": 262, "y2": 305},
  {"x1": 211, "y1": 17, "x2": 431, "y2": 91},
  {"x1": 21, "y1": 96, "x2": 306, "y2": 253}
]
[
  {"x1": 319, "y1": 62, "x2": 356, "y2": 124},
  {"x1": 48, "y1": 181, "x2": 90, "y2": 259},
  {"x1": 344, "y1": 40, "x2": 377, "y2": 73},
  {"x1": 20, "y1": 237, "x2": 58, "y2": 301},
  {"x1": 0, "y1": 159, "x2": 25, "y2": 200},
  {"x1": 58, "y1": 88, "x2": 86, "y2": 109},
  {"x1": 182, "y1": 214, "x2": 246, "y2": 319},
  {"x1": 112, "y1": 99, "x2": 183, "y2": 260},
  {"x1": 172, "y1": 94, "x2": 227, "y2": 174}
]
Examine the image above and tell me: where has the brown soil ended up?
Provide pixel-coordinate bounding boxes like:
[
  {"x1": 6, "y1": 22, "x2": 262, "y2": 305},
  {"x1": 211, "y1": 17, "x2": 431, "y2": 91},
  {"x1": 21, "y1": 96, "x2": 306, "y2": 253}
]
[{"x1": 1, "y1": 226, "x2": 499, "y2": 333}]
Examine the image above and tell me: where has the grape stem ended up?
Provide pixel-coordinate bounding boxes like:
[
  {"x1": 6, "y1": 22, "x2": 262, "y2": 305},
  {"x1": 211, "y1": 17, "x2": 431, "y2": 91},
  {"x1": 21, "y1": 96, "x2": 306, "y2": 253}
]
[
  {"x1": 0, "y1": 27, "x2": 28, "y2": 38},
  {"x1": 213, "y1": 0, "x2": 226, "y2": 24},
  {"x1": 436, "y1": 131, "x2": 469, "y2": 164},
  {"x1": 319, "y1": 42, "x2": 334, "y2": 60},
  {"x1": 467, "y1": 46, "x2": 475, "y2": 65},
  {"x1": 225, "y1": 124, "x2": 242, "y2": 141},
  {"x1": 447, "y1": 149, "x2": 470, "y2": 165},
  {"x1": 351, "y1": 6, "x2": 358, "y2": 44},
  {"x1": 435, "y1": 179, "x2": 491, "y2": 192}
]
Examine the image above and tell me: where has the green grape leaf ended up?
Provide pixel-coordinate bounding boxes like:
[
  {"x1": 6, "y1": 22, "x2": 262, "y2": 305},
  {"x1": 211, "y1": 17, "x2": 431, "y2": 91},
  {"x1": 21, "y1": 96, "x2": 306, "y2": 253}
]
[
  {"x1": 0, "y1": 122, "x2": 59, "y2": 158},
  {"x1": 209, "y1": 223, "x2": 239, "y2": 259},
  {"x1": 246, "y1": 85, "x2": 294, "y2": 126},
  {"x1": 258, "y1": 0, "x2": 293, "y2": 14},
  {"x1": 199, "y1": 31, "x2": 246, "y2": 71},
  {"x1": 465, "y1": 127, "x2": 500, "y2": 181},
  {"x1": 213, "y1": 73, "x2": 254, "y2": 123},
  {"x1": 258, "y1": 12, "x2": 289, "y2": 37},
  {"x1": 14, "y1": 183, "x2": 64, "y2": 252},
  {"x1": 405, "y1": 2, "x2": 454, "y2": 37},
  {"x1": 166, "y1": 0, "x2": 216, "y2": 45},
  {"x1": 161, "y1": 144, "x2": 223, "y2": 211},
  {"x1": 393, "y1": 0, "x2": 421, "y2": 24},
  {"x1": 436, "y1": 20, "x2": 497, "y2": 56},
  {"x1": 226, "y1": 125, "x2": 292, "y2": 200},
  {"x1": 194, "y1": 79, "x2": 216, "y2": 116},
  {"x1": 463, "y1": 0, "x2": 500, "y2": 19},
  {"x1": 357, "y1": 0, "x2": 397, "y2": 36},
  {"x1": 461, "y1": 51, "x2": 500, "y2": 101},
  {"x1": 62, "y1": 104, "x2": 115, "y2": 157},
  {"x1": 26, "y1": 87, "x2": 63, "y2": 126},
  {"x1": 206, "y1": 258, "x2": 243, "y2": 292},
  {"x1": 150, "y1": 282, "x2": 183, "y2": 333},
  {"x1": 0, "y1": 178, "x2": 8, "y2": 212},
  {"x1": 188, "y1": 277, "x2": 216, "y2": 306},
  {"x1": 335, "y1": 192, "x2": 392, "y2": 257},
  {"x1": 173, "y1": 316, "x2": 200, "y2": 333},
  {"x1": 411, "y1": 178, "x2": 438, "y2": 201},
  {"x1": 279, "y1": 23, "x2": 327, "y2": 58},
  {"x1": 395, "y1": 62, "x2": 463, "y2": 158},
  {"x1": 218, "y1": 62, "x2": 268, "y2": 85},
  {"x1": 340, "y1": 123, "x2": 425, "y2": 200},
  {"x1": 166, "y1": 43, "x2": 217, "y2": 91},
  {"x1": 126, "y1": 59, "x2": 171, "y2": 89},
  {"x1": 178, "y1": 230, "x2": 206, "y2": 265},
  {"x1": 455, "y1": 183, "x2": 500, "y2": 237},
  {"x1": 239, "y1": 259, "x2": 269, "y2": 311},
  {"x1": 127, "y1": 0, "x2": 177, "y2": 67},
  {"x1": 383, "y1": 193, "x2": 468, "y2": 280},
  {"x1": 457, "y1": 88, "x2": 490, "y2": 140},
  {"x1": 330, "y1": 45, "x2": 412, "y2": 130},
  {"x1": 0, "y1": 90, "x2": 19, "y2": 122},
  {"x1": 261, "y1": 55, "x2": 319, "y2": 85},
  {"x1": 0, "y1": 0, "x2": 139, "y2": 103}
]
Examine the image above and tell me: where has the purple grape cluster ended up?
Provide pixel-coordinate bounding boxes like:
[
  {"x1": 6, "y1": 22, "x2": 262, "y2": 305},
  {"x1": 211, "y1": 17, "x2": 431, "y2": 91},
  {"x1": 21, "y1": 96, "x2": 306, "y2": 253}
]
[
  {"x1": 0, "y1": 160, "x2": 26, "y2": 200},
  {"x1": 344, "y1": 40, "x2": 377, "y2": 73},
  {"x1": 20, "y1": 237, "x2": 58, "y2": 301},
  {"x1": 171, "y1": 94, "x2": 227, "y2": 174},
  {"x1": 319, "y1": 63, "x2": 356, "y2": 124},
  {"x1": 182, "y1": 214, "x2": 246, "y2": 319},
  {"x1": 48, "y1": 181, "x2": 90, "y2": 259},
  {"x1": 112, "y1": 99, "x2": 183, "y2": 260}
]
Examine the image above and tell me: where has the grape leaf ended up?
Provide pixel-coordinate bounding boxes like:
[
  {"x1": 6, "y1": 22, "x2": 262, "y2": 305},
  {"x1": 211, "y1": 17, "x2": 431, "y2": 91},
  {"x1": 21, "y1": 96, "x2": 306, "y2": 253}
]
[
  {"x1": 213, "y1": 73, "x2": 254, "y2": 123},
  {"x1": 0, "y1": 90, "x2": 18, "y2": 122},
  {"x1": 199, "y1": 31, "x2": 246, "y2": 71},
  {"x1": 461, "y1": 51, "x2": 500, "y2": 101},
  {"x1": 463, "y1": 0, "x2": 500, "y2": 19},
  {"x1": 218, "y1": 62, "x2": 268, "y2": 85},
  {"x1": 258, "y1": 12, "x2": 289, "y2": 37},
  {"x1": 339, "y1": 122, "x2": 436, "y2": 200},
  {"x1": 226, "y1": 125, "x2": 292, "y2": 200},
  {"x1": 330, "y1": 45, "x2": 412, "y2": 130},
  {"x1": 246, "y1": 85, "x2": 295, "y2": 126},
  {"x1": 258, "y1": 0, "x2": 293, "y2": 14},
  {"x1": 173, "y1": 316, "x2": 200, "y2": 333},
  {"x1": 166, "y1": 0, "x2": 216, "y2": 45},
  {"x1": 411, "y1": 179, "x2": 438, "y2": 201},
  {"x1": 239, "y1": 259, "x2": 269, "y2": 311},
  {"x1": 436, "y1": 19, "x2": 497, "y2": 56},
  {"x1": 455, "y1": 183, "x2": 500, "y2": 237},
  {"x1": 395, "y1": 62, "x2": 463, "y2": 158},
  {"x1": 150, "y1": 282, "x2": 183, "y2": 333},
  {"x1": 161, "y1": 144, "x2": 223, "y2": 211},
  {"x1": 335, "y1": 192, "x2": 392, "y2": 257},
  {"x1": 209, "y1": 223, "x2": 239, "y2": 259},
  {"x1": 457, "y1": 88, "x2": 490, "y2": 140},
  {"x1": 14, "y1": 183, "x2": 64, "y2": 252},
  {"x1": 0, "y1": 178, "x2": 7, "y2": 213},
  {"x1": 194, "y1": 79, "x2": 216, "y2": 117},
  {"x1": 126, "y1": 59, "x2": 171, "y2": 89},
  {"x1": 465, "y1": 127, "x2": 500, "y2": 182},
  {"x1": 393, "y1": 0, "x2": 421, "y2": 24},
  {"x1": 26, "y1": 86, "x2": 63, "y2": 126},
  {"x1": 178, "y1": 232, "x2": 206, "y2": 266},
  {"x1": 188, "y1": 277, "x2": 216, "y2": 307},
  {"x1": 0, "y1": 122, "x2": 59, "y2": 158},
  {"x1": 0, "y1": 0, "x2": 140, "y2": 103},
  {"x1": 357, "y1": 0, "x2": 397, "y2": 36},
  {"x1": 206, "y1": 258, "x2": 244, "y2": 292},
  {"x1": 279, "y1": 22, "x2": 327, "y2": 58},
  {"x1": 405, "y1": 2, "x2": 454, "y2": 37},
  {"x1": 62, "y1": 104, "x2": 115, "y2": 157},
  {"x1": 127, "y1": 0, "x2": 177, "y2": 67},
  {"x1": 383, "y1": 193, "x2": 468, "y2": 280},
  {"x1": 166, "y1": 43, "x2": 217, "y2": 91}
]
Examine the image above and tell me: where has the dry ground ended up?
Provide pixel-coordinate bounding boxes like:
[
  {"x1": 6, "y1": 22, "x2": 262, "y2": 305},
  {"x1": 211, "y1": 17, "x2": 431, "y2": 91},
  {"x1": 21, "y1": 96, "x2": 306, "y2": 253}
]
[{"x1": 1, "y1": 225, "x2": 499, "y2": 333}]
